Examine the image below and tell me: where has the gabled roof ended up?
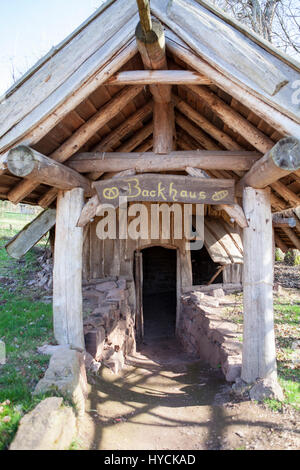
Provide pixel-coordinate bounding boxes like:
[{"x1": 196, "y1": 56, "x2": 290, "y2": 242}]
[{"x1": 0, "y1": 0, "x2": 299, "y2": 248}]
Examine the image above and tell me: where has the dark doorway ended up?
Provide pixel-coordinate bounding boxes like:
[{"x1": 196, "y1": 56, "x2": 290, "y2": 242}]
[
  {"x1": 142, "y1": 246, "x2": 177, "y2": 339},
  {"x1": 191, "y1": 245, "x2": 223, "y2": 285}
]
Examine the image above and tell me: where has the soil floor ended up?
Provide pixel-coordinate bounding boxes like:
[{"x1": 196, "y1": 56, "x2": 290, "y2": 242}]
[{"x1": 78, "y1": 337, "x2": 300, "y2": 450}]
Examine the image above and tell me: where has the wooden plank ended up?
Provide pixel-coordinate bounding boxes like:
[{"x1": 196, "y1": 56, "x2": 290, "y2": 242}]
[
  {"x1": 204, "y1": 223, "x2": 230, "y2": 264},
  {"x1": 187, "y1": 85, "x2": 274, "y2": 154},
  {"x1": 166, "y1": 0, "x2": 288, "y2": 97},
  {"x1": 106, "y1": 69, "x2": 212, "y2": 85},
  {"x1": 93, "y1": 174, "x2": 235, "y2": 207},
  {"x1": 68, "y1": 150, "x2": 260, "y2": 173},
  {"x1": 88, "y1": 100, "x2": 153, "y2": 180},
  {"x1": 176, "y1": 112, "x2": 220, "y2": 150},
  {"x1": 173, "y1": 94, "x2": 242, "y2": 150},
  {"x1": 5, "y1": 209, "x2": 56, "y2": 259},
  {"x1": 165, "y1": 30, "x2": 300, "y2": 139},
  {"x1": 153, "y1": 2, "x2": 300, "y2": 128},
  {"x1": 53, "y1": 188, "x2": 85, "y2": 349},
  {"x1": 0, "y1": 23, "x2": 139, "y2": 154},
  {"x1": 0, "y1": 0, "x2": 138, "y2": 143},
  {"x1": 242, "y1": 187, "x2": 278, "y2": 383},
  {"x1": 205, "y1": 218, "x2": 243, "y2": 263},
  {"x1": 281, "y1": 227, "x2": 300, "y2": 250},
  {"x1": 8, "y1": 85, "x2": 143, "y2": 204}
]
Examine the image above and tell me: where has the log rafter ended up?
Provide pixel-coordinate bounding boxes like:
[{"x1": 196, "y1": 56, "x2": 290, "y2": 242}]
[{"x1": 7, "y1": 86, "x2": 144, "y2": 205}]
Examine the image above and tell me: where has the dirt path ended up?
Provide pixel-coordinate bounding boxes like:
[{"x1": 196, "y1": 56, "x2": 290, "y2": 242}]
[{"x1": 78, "y1": 338, "x2": 300, "y2": 450}]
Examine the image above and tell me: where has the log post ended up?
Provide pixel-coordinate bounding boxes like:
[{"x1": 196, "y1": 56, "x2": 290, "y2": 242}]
[
  {"x1": 53, "y1": 188, "x2": 85, "y2": 349},
  {"x1": 242, "y1": 187, "x2": 278, "y2": 384},
  {"x1": 135, "y1": 2, "x2": 174, "y2": 153}
]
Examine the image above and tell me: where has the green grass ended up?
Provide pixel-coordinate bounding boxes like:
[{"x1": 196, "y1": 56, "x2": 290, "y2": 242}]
[
  {"x1": 223, "y1": 292, "x2": 300, "y2": 411},
  {"x1": 0, "y1": 233, "x2": 54, "y2": 450}
]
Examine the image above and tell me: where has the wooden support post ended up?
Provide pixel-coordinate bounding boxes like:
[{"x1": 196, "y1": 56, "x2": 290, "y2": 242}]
[
  {"x1": 242, "y1": 187, "x2": 278, "y2": 384},
  {"x1": 135, "y1": 5, "x2": 174, "y2": 153},
  {"x1": 53, "y1": 188, "x2": 85, "y2": 349}
]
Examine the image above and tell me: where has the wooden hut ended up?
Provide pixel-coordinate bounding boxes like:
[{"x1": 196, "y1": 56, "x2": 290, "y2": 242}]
[{"x1": 1, "y1": 0, "x2": 300, "y2": 387}]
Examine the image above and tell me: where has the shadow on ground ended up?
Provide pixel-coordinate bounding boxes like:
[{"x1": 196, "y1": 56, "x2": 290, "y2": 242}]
[{"x1": 78, "y1": 337, "x2": 300, "y2": 450}]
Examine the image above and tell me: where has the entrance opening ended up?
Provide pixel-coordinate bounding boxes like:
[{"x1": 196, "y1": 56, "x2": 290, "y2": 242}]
[
  {"x1": 142, "y1": 246, "x2": 177, "y2": 339},
  {"x1": 191, "y1": 245, "x2": 223, "y2": 285}
]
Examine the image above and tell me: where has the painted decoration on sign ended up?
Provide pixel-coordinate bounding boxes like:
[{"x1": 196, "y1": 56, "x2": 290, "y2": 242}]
[{"x1": 93, "y1": 174, "x2": 235, "y2": 207}]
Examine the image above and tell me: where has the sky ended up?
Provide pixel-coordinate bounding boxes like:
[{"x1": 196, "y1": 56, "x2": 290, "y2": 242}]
[{"x1": 0, "y1": 0, "x2": 106, "y2": 95}]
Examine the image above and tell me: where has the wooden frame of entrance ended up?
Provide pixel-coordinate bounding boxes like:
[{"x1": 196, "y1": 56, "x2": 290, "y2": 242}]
[{"x1": 134, "y1": 243, "x2": 187, "y2": 341}]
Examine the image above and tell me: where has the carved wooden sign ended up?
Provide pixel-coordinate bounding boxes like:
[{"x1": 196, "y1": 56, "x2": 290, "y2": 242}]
[{"x1": 93, "y1": 174, "x2": 235, "y2": 207}]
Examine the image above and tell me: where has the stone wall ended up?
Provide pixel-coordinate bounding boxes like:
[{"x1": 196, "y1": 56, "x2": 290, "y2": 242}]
[
  {"x1": 83, "y1": 278, "x2": 136, "y2": 373},
  {"x1": 178, "y1": 291, "x2": 242, "y2": 382}
]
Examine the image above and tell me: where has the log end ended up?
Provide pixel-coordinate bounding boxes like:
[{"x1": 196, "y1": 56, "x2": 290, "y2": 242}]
[
  {"x1": 272, "y1": 137, "x2": 300, "y2": 171},
  {"x1": 7, "y1": 145, "x2": 35, "y2": 177},
  {"x1": 135, "y1": 18, "x2": 165, "y2": 45}
]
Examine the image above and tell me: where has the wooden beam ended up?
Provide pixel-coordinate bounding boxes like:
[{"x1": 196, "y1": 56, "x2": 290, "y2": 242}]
[
  {"x1": 5, "y1": 209, "x2": 56, "y2": 259},
  {"x1": 53, "y1": 188, "x2": 85, "y2": 349},
  {"x1": 7, "y1": 146, "x2": 92, "y2": 195},
  {"x1": 135, "y1": 18, "x2": 170, "y2": 103},
  {"x1": 187, "y1": 85, "x2": 274, "y2": 154},
  {"x1": 176, "y1": 112, "x2": 221, "y2": 150},
  {"x1": 172, "y1": 93, "x2": 243, "y2": 151},
  {"x1": 185, "y1": 166, "x2": 248, "y2": 228},
  {"x1": 242, "y1": 187, "x2": 278, "y2": 383},
  {"x1": 0, "y1": 19, "x2": 139, "y2": 155},
  {"x1": 274, "y1": 232, "x2": 289, "y2": 253},
  {"x1": 67, "y1": 150, "x2": 260, "y2": 173},
  {"x1": 88, "y1": 101, "x2": 153, "y2": 180},
  {"x1": 135, "y1": 12, "x2": 174, "y2": 153},
  {"x1": 165, "y1": 30, "x2": 300, "y2": 139},
  {"x1": 117, "y1": 122, "x2": 153, "y2": 152},
  {"x1": 272, "y1": 214, "x2": 296, "y2": 228},
  {"x1": 7, "y1": 86, "x2": 143, "y2": 205},
  {"x1": 281, "y1": 227, "x2": 300, "y2": 250},
  {"x1": 134, "y1": 137, "x2": 153, "y2": 153},
  {"x1": 270, "y1": 180, "x2": 300, "y2": 207},
  {"x1": 38, "y1": 188, "x2": 58, "y2": 209},
  {"x1": 237, "y1": 137, "x2": 300, "y2": 193},
  {"x1": 106, "y1": 69, "x2": 212, "y2": 85}
]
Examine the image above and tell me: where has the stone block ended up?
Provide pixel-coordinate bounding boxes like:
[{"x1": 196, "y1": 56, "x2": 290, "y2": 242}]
[
  {"x1": 84, "y1": 327, "x2": 105, "y2": 361},
  {"x1": 95, "y1": 281, "x2": 117, "y2": 292},
  {"x1": 10, "y1": 397, "x2": 76, "y2": 450},
  {"x1": 34, "y1": 348, "x2": 87, "y2": 416}
]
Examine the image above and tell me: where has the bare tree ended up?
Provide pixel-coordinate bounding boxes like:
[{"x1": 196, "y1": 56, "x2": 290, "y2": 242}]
[{"x1": 211, "y1": 0, "x2": 300, "y2": 58}]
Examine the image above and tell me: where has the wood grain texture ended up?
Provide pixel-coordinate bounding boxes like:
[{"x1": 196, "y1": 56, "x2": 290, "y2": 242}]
[
  {"x1": 5, "y1": 208, "x2": 56, "y2": 259},
  {"x1": 53, "y1": 188, "x2": 85, "y2": 349},
  {"x1": 242, "y1": 187, "x2": 277, "y2": 383}
]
